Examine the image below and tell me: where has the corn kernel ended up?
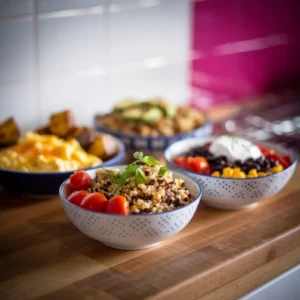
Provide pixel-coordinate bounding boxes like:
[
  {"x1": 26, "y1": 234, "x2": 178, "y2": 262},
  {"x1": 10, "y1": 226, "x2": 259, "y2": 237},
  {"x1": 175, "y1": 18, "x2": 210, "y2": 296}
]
[
  {"x1": 257, "y1": 172, "x2": 266, "y2": 177},
  {"x1": 272, "y1": 164, "x2": 283, "y2": 173},
  {"x1": 239, "y1": 171, "x2": 246, "y2": 178},
  {"x1": 233, "y1": 167, "x2": 241, "y2": 173},
  {"x1": 222, "y1": 167, "x2": 233, "y2": 178},
  {"x1": 266, "y1": 171, "x2": 272, "y2": 175},
  {"x1": 247, "y1": 175, "x2": 254, "y2": 178},
  {"x1": 212, "y1": 171, "x2": 220, "y2": 177},
  {"x1": 248, "y1": 169, "x2": 258, "y2": 177}
]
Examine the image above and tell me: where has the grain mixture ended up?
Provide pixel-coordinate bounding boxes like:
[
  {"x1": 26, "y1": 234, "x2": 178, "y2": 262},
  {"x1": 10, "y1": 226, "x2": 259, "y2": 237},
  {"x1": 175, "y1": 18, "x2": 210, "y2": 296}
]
[{"x1": 89, "y1": 166, "x2": 193, "y2": 214}]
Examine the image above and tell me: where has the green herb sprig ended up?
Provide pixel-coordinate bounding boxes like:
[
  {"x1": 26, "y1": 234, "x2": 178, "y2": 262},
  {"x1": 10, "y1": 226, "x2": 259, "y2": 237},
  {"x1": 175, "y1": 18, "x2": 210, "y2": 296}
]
[{"x1": 111, "y1": 152, "x2": 169, "y2": 194}]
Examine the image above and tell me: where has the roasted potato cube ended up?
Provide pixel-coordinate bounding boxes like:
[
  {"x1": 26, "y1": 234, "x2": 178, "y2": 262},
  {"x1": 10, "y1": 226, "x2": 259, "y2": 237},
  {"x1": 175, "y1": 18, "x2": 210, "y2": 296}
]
[
  {"x1": 36, "y1": 126, "x2": 51, "y2": 135},
  {"x1": 66, "y1": 126, "x2": 95, "y2": 149},
  {"x1": 50, "y1": 110, "x2": 74, "y2": 137},
  {"x1": 88, "y1": 134, "x2": 118, "y2": 159},
  {"x1": 0, "y1": 117, "x2": 20, "y2": 146}
]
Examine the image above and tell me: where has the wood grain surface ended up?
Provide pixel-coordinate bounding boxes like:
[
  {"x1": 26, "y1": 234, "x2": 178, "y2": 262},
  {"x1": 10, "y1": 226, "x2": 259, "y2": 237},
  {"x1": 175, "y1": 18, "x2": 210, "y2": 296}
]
[{"x1": 0, "y1": 165, "x2": 299, "y2": 300}]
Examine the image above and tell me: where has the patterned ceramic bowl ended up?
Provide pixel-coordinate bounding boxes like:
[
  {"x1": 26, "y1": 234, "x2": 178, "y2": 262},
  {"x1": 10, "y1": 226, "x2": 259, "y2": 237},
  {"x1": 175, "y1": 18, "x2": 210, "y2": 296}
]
[
  {"x1": 94, "y1": 115, "x2": 213, "y2": 151},
  {"x1": 59, "y1": 167, "x2": 202, "y2": 250},
  {"x1": 164, "y1": 137, "x2": 297, "y2": 210}
]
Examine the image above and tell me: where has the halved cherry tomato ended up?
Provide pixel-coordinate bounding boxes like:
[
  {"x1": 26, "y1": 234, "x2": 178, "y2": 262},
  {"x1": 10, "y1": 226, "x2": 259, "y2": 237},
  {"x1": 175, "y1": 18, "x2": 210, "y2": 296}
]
[
  {"x1": 80, "y1": 192, "x2": 108, "y2": 212},
  {"x1": 106, "y1": 195, "x2": 129, "y2": 215},
  {"x1": 172, "y1": 156, "x2": 186, "y2": 168},
  {"x1": 283, "y1": 155, "x2": 292, "y2": 166},
  {"x1": 186, "y1": 156, "x2": 211, "y2": 174},
  {"x1": 65, "y1": 182, "x2": 77, "y2": 198},
  {"x1": 70, "y1": 171, "x2": 92, "y2": 190},
  {"x1": 67, "y1": 190, "x2": 89, "y2": 206}
]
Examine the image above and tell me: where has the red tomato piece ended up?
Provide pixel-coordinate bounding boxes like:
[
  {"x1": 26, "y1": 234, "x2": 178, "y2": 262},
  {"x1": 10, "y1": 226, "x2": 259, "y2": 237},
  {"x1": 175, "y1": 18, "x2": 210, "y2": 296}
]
[
  {"x1": 283, "y1": 155, "x2": 292, "y2": 166},
  {"x1": 186, "y1": 156, "x2": 211, "y2": 174},
  {"x1": 172, "y1": 156, "x2": 187, "y2": 168},
  {"x1": 65, "y1": 182, "x2": 76, "y2": 198},
  {"x1": 70, "y1": 171, "x2": 92, "y2": 190},
  {"x1": 80, "y1": 192, "x2": 108, "y2": 212},
  {"x1": 106, "y1": 195, "x2": 129, "y2": 215},
  {"x1": 67, "y1": 190, "x2": 89, "y2": 206}
]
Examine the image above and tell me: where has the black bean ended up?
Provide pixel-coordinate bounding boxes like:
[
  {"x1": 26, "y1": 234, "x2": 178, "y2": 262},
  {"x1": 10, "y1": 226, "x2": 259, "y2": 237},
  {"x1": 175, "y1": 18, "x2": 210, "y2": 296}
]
[
  {"x1": 174, "y1": 199, "x2": 180, "y2": 207},
  {"x1": 165, "y1": 197, "x2": 172, "y2": 205}
]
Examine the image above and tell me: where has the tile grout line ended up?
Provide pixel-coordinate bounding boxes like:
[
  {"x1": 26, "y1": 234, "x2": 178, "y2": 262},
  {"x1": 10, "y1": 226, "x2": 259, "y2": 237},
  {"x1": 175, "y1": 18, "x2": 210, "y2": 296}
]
[{"x1": 31, "y1": 0, "x2": 41, "y2": 126}]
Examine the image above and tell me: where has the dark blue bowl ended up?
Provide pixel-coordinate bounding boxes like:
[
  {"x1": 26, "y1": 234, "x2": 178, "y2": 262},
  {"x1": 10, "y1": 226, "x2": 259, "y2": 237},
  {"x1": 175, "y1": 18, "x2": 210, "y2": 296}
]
[
  {"x1": 94, "y1": 115, "x2": 213, "y2": 151},
  {"x1": 0, "y1": 136, "x2": 125, "y2": 195}
]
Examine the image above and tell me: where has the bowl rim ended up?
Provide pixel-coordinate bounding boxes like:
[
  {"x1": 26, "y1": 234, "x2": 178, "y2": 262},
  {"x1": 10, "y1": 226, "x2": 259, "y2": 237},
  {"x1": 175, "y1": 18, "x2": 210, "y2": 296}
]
[
  {"x1": 164, "y1": 136, "x2": 298, "y2": 181},
  {"x1": 0, "y1": 134, "x2": 126, "y2": 175},
  {"x1": 59, "y1": 166, "x2": 202, "y2": 217},
  {"x1": 94, "y1": 114, "x2": 212, "y2": 140}
]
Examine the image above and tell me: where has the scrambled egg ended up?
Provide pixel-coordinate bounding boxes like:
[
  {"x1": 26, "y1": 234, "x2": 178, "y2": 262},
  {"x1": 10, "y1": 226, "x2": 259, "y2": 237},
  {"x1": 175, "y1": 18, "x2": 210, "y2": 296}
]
[{"x1": 0, "y1": 132, "x2": 102, "y2": 172}]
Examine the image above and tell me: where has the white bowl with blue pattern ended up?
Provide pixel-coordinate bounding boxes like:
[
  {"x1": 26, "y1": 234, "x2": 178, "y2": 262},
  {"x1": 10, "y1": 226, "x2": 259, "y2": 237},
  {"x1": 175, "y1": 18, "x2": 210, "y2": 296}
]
[
  {"x1": 94, "y1": 115, "x2": 213, "y2": 151},
  {"x1": 164, "y1": 137, "x2": 297, "y2": 210},
  {"x1": 59, "y1": 167, "x2": 202, "y2": 250}
]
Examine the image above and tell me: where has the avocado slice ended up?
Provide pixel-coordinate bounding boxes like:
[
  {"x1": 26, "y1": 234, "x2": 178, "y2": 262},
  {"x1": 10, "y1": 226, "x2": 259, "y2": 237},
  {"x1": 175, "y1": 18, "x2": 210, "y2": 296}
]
[
  {"x1": 147, "y1": 98, "x2": 176, "y2": 119},
  {"x1": 113, "y1": 99, "x2": 137, "y2": 112},
  {"x1": 142, "y1": 107, "x2": 163, "y2": 123},
  {"x1": 123, "y1": 107, "x2": 163, "y2": 124}
]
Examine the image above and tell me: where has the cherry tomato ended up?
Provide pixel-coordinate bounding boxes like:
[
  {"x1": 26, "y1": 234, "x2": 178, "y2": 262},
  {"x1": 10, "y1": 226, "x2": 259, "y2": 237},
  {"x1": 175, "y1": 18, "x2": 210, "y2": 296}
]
[
  {"x1": 67, "y1": 190, "x2": 89, "y2": 206},
  {"x1": 186, "y1": 156, "x2": 211, "y2": 174},
  {"x1": 172, "y1": 156, "x2": 187, "y2": 168},
  {"x1": 106, "y1": 195, "x2": 129, "y2": 215},
  {"x1": 80, "y1": 192, "x2": 108, "y2": 212},
  {"x1": 65, "y1": 183, "x2": 76, "y2": 198},
  {"x1": 70, "y1": 171, "x2": 92, "y2": 190},
  {"x1": 283, "y1": 155, "x2": 292, "y2": 166}
]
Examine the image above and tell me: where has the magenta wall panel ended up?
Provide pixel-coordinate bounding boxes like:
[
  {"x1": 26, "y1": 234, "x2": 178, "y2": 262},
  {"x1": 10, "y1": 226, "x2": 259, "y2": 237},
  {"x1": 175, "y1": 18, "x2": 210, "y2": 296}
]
[{"x1": 190, "y1": 0, "x2": 300, "y2": 109}]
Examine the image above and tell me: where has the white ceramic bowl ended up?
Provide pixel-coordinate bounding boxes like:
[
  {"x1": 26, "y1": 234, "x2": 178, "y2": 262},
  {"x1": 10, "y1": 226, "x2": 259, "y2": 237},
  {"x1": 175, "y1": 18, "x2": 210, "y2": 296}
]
[
  {"x1": 164, "y1": 137, "x2": 297, "y2": 210},
  {"x1": 59, "y1": 167, "x2": 202, "y2": 250}
]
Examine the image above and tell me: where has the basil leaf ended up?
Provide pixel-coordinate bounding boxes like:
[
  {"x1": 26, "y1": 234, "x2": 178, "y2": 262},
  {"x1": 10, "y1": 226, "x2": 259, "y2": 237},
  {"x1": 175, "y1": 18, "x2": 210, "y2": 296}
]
[
  {"x1": 133, "y1": 152, "x2": 144, "y2": 161},
  {"x1": 142, "y1": 156, "x2": 161, "y2": 166},
  {"x1": 135, "y1": 168, "x2": 147, "y2": 185},
  {"x1": 158, "y1": 166, "x2": 169, "y2": 177}
]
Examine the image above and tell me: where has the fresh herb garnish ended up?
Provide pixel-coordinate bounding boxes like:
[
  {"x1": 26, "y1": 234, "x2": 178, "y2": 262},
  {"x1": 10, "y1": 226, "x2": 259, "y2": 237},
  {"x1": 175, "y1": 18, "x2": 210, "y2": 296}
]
[
  {"x1": 158, "y1": 166, "x2": 169, "y2": 177},
  {"x1": 135, "y1": 168, "x2": 147, "y2": 185},
  {"x1": 110, "y1": 152, "x2": 169, "y2": 194}
]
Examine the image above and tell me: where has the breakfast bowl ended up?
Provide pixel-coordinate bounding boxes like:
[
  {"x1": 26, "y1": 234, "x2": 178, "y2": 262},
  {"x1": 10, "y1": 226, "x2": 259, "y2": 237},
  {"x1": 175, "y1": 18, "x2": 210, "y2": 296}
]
[
  {"x1": 164, "y1": 136, "x2": 297, "y2": 210},
  {"x1": 59, "y1": 167, "x2": 202, "y2": 250},
  {"x1": 0, "y1": 135, "x2": 125, "y2": 195},
  {"x1": 94, "y1": 99, "x2": 213, "y2": 151}
]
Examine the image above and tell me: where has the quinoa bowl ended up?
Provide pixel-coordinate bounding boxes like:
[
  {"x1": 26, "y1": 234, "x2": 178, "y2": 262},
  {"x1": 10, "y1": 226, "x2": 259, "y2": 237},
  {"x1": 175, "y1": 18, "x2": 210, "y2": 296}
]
[
  {"x1": 59, "y1": 165, "x2": 201, "y2": 250},
  {"x1": 165, "y1": 136, "x2": 297, "y2": 210}
]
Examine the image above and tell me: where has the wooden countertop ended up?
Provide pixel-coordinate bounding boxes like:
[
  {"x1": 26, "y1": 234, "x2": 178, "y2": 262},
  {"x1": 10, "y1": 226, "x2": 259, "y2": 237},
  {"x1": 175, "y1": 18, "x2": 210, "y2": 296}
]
[{"x1": 0, "y1": 162, "x2": 299, "y2": 300}]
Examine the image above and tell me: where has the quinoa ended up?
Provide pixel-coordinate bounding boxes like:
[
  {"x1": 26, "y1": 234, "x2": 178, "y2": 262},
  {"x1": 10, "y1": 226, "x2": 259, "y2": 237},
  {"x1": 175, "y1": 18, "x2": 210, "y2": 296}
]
[{"x1": 88, "y1": 166, "x2": 193, "y2": 214}]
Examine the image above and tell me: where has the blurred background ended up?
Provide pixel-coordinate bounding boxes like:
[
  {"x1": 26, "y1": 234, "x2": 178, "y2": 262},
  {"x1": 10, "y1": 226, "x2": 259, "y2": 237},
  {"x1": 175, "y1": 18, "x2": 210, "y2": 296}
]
[{"x1": 0, "y1": 0, "x2": 299, "y2": 147}]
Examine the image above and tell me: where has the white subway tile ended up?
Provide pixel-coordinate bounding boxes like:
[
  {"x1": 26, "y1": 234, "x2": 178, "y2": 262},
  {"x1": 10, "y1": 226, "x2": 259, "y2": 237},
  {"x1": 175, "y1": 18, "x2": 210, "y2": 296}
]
[
  {"x1": 109, "y1": 64, "x2": 189, "y2": 105},
  {"x1": 109, "y1": 0, "x2": 190, "y2": 67},
  {"x1": 37, "y1": 0, "x2": 104, "y2": 13},
  {"x1": 0, "y1": 0, "x2": 33, "y2": 18},
  {"x1": 0, "y1": 83, "x2": 37, "y2": 133},
  {"x1": 39, "y1": 76, "x2": 111, "y2": 127},
  {"x1": 0, "y1": 19, "x2": 34, "y2": 84},
  {"x1": 38, "y1": 15, "x2": 106, "y2": 79}
]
